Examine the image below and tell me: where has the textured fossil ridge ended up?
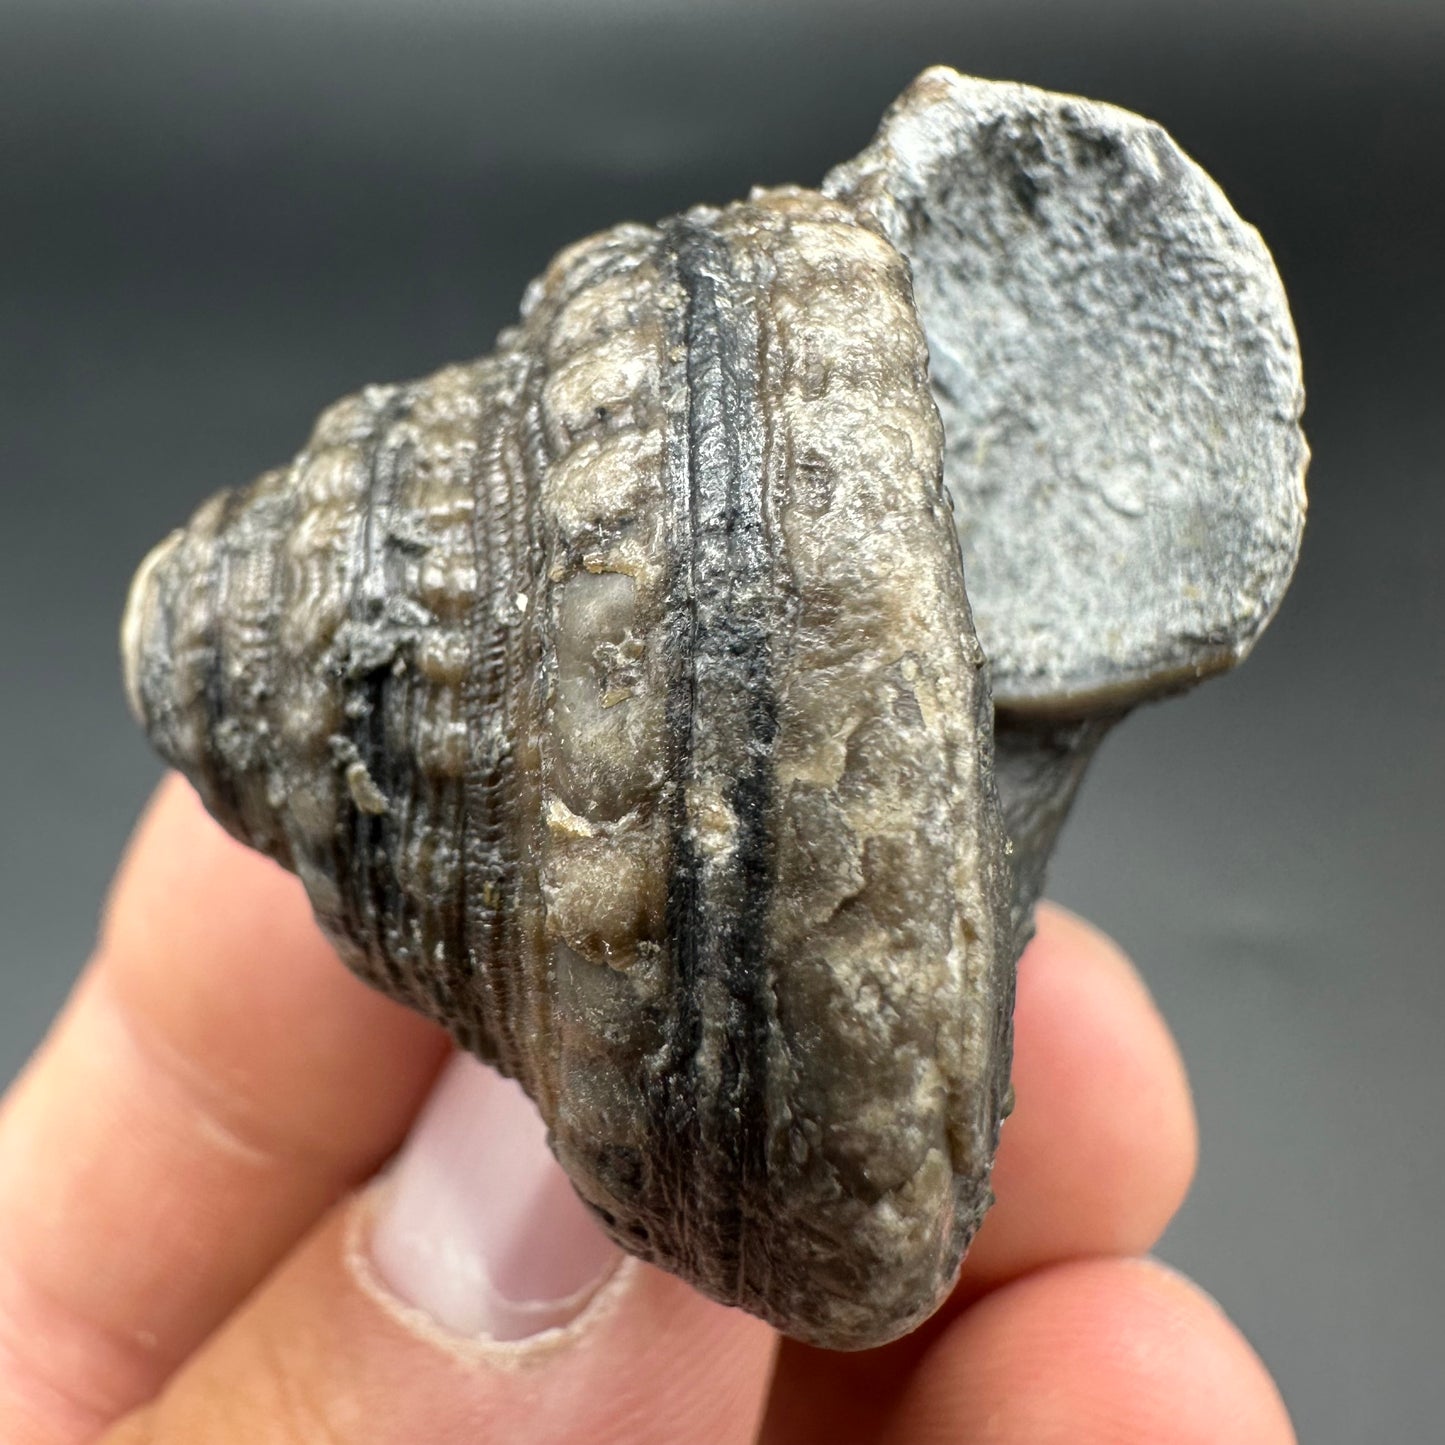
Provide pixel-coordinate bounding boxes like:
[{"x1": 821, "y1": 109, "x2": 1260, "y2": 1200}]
[{"x1": 121, "y1": 71, "x2": 1306, "y2": 1350}]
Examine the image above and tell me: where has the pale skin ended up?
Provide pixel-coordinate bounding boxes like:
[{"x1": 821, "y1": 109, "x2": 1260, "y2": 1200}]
[{"x1": 0, "y1": 776, "x2": 1297, "y2": 1443}]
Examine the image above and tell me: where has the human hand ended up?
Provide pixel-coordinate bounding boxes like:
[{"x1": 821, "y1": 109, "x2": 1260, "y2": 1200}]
[{"x1": 0, "y1": 776, "x2": 1295, "y2": 1443}]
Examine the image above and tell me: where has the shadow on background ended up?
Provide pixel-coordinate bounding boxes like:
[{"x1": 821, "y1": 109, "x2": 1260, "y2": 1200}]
[{"x1": 2, "y1": 2, "x2": 1441, "y2": 1439}]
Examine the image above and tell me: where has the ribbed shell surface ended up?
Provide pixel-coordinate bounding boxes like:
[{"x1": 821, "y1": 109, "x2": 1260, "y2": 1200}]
[{"x1": 123, "y1": 187, "x2": 1014, "y2": 1349}]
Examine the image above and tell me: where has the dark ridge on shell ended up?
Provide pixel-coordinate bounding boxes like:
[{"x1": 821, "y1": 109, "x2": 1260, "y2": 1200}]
[
  {"x1": 461, "y1": 358, "x2": 522, "y2": 1071},
  {"x1": 473, "y1": 347, "x2": 548, "y2": 1086},
  {"x1": 339, "y1": 388, "x2": 414, "y2": 996},
  {"x1": 657, "y1": 213, "x2": 781, "y2": 1297},
  {"x1": 200, "y1": 484, "x2": 247, "y2": 836}
]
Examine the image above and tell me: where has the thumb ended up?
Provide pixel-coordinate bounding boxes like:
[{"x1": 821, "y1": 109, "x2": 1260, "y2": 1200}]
[{"x1": 103, "y1": 1055, "x2": 778, "y2": 1445}]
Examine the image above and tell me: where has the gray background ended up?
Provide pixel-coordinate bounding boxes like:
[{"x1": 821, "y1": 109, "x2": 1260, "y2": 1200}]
[{"x1": 2, "y1": 0, "x2": 1440, "y2": 1437}]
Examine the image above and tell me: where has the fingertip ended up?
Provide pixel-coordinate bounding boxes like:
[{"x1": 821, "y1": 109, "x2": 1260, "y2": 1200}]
[
  {"x1": 958, "y1": 903, "x2": 1198, "y2": 1290},
  {"x1": 757, "y1": 907, "x2": 1207, "y2": 1445},
  {"x1": 1029, "y1": 903, "x2": 1153, "y2": 1001},
  {"x1": 1033, "y1": 903, "x2": 1198, "y2": 1187},
  {"x1": 102, "y1": 774, "x2": 314, "y2": 970},
  {"x1": 885, "y1": 1256, "x2": 1296, "y2": 1445}
]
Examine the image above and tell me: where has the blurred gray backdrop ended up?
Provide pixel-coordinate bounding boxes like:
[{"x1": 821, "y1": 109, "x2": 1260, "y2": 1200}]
[{"x1": 2, "y1": 0, "x2": 1441, "y2": 1438}]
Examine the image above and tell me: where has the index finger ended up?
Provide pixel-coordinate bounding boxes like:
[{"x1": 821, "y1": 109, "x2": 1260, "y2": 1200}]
[{"x1": 0, "y1": 776, "x2": 448, "y2": 1442}]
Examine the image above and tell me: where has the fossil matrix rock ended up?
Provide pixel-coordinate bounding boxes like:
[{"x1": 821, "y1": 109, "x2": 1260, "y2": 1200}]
[{"x1": 120, "y1": 70, "x2": 1305, "y2": 1350}]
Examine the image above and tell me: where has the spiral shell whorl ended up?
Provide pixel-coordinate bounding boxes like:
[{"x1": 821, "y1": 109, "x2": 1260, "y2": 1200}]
[
  {"x1": 121, "y1": 360, "x2": 537, "y2": 1066},
  {"x1": 123, "y1": 186, "x2": 1014, "y2": 1349}
]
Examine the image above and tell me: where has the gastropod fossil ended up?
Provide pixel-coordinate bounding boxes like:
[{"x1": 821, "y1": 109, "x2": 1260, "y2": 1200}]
[{"x1": 120, "y1": 69, "x2": 1306, "y2": 1350}]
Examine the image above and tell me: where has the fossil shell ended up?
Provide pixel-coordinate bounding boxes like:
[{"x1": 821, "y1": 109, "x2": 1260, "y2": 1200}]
[
  {"x1": 120, "y1": 71, "x2": 1306, "y2": 1350},
  {"x1": 124, "y1": 186, "x2": 1014, "y2": 1349}
]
